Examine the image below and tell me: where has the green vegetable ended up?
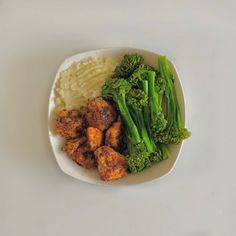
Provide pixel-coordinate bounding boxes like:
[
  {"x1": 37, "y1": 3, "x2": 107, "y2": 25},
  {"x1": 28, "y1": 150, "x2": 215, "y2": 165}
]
[
  {"x1": 141, "y1": 79, "x2": 169, "y2": 162},
  {"x1": 147, "y1": 71, "x2": 167, "y2": 133},
  {"x1": 142, "y1": 80, "x2": 151, "y2": 136},
  {"x1": 128, "y1": 64, "x2": 149, "y2": 86},
  {"x1": 127, "y1": 65, "x2": 167, "y2": 133},
  {"x1": 149, "y1": 144, "x2": 170, "y2": 162},
  {"x1": 126, "y1": 141, "x2": 151, "y2": 173},
  {"x1": 102, "y1": 53, "x2": 190, "y2": 174},
  {"x1": 127, "y1": 88, "x2": 154, "y2": 153},
  {"x1": 102, "y1": 78, "x2": 139, "y2": 141},
  {"x1": 154, "y1": 56, "x2": 191, "y2": 144},
  {"x1": 126, "y1": 87, "x2": 169, "y2": 171},
  {"x1": 102, "y1": 78, "x2": 152, "y2": 173},
  {"x1": 112, "y1": 54, "x2": 144, "y2": 78}
]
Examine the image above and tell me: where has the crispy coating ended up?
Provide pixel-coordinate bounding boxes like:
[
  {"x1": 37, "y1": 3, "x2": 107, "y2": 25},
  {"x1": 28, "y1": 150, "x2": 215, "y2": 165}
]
[
  {"x1": 105, "y1": 121, "x2": 122, "y2": 150},
  {"x1": 95, "y1": 146, "x2": 128, "y2": 181},
  {"x1": 56, "y1": 109, "x2": 84, "y2": 138},
  {"x1": 85, "y1": 97, "x2": 116, "y2": 131},
  {"x1": 72, "y1": 146, "x2": 96, "y2": 169},
  {"x1": 61, "y1": 137, "x2": 86, "y2": 156},
  {"x1": 87, "y1": 127, "x2": 103, "y2": 151}
]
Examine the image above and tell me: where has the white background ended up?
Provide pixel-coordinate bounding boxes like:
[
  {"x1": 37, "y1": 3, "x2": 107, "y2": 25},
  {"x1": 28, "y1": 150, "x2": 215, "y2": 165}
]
[{"x1": 0, "y1": 1, "x2": 235, "y2": 235}]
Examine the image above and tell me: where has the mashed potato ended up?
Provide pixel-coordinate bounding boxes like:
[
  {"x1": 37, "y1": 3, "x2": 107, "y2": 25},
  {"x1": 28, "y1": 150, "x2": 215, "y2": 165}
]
[{"x1": 54, "y1": 57, "x2": 118, "y2": 113}]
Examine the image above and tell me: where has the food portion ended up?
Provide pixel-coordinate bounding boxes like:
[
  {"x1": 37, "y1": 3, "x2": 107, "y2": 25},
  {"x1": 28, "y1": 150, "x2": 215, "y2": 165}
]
[
  {"x1": 56, "y1": 110, "x2": 84, "y2": 138},
  {"x1": 95, "y1": 146, "x2": 128, "y2": 181},
  {"x1": 55, "y1": 54, "x2": 191, "y2": 181},
  {"x1": 153, "y1": 57, "x2": 191, "y2": 144},
  {"x1": 105, "y1": 121, "x2": 122, "y2": 150},
  {"x1": 102, "y1": 54, "x2": 190, "y2": 174},
  {"x1": 86, "y1": 127, "x2": 103, "y2": 151},
  {"x1": 55, "y1": 96, "x2": 124, "y2": 179},
  {"x1": 62, "y1": 137, "x2": 86, "y2": 156},
  {"x1": 85, "y1": 97, "x2": 117, "y2": 131},
  {"x1": 72, "y1": 146, "x2": 96, "y2": 169},
  {"x1": 54, "y1": 57, "x2": 118, "y2": 113}
]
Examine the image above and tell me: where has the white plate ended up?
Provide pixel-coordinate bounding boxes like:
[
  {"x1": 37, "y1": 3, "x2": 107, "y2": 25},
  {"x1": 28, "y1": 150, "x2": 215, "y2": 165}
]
[{"x1": 48, "y1": 47, "x2": 186, "y2": 186}]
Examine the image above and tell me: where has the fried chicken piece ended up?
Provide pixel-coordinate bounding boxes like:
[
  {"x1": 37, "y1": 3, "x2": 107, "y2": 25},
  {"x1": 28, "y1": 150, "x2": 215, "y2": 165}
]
[
  {"x1": 85, "y1": 97, "x2": 116, "y2": 131},
  {"x1": 56, "y1": 109, "x2": 84, "y2": 138},
  {"x1": 95, "y1": 146, "x2": 128, "y2": 181},
  {"x1": 105, "y1": 121, "x2": 122, "y2": 150},
  {"x1": 86, "y1": 127, "x2": 103, "y2": 151},
  {"x1": 61, "y1": 137, "x2": 86, "y2": 156},
  {"x1": 72, "y1": 146, "x2": 96, "y2": 169}
]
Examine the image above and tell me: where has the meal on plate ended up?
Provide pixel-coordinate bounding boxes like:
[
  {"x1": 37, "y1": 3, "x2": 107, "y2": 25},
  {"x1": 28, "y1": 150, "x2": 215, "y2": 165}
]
[{"x1": 54, "y1": 54, "x2": 191, "y2": 181}]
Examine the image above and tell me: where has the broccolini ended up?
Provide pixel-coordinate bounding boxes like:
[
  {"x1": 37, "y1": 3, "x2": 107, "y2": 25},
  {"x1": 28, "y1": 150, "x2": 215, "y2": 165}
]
[{"x1": 154, "y1": 56, "x2": 191, "y2": 144}]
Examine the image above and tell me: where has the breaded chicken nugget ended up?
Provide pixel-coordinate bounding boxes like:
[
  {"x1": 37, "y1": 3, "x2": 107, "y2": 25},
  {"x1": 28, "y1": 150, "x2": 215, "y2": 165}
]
[
  {"x1": 61, "y1": 137, "x2": 86, "y2": 156},
  {"x1": 105, "y1": 121, "x2": 122, "y2": 150},
  {"x1": 87, "y1": 127, "x2": 103, "y2": 151},
  {"x1": 56, "y1": 109, "x2": 84, "y2": 138},
  {"x1": 95, "y1": 146, "x2": 128, "y2": 181},
  {"x1": 72, "y1": 146, "x2": 96, "y2": 169},
  {"x1": 85, "y1": 97, "x2": 116, "y2": 131}
]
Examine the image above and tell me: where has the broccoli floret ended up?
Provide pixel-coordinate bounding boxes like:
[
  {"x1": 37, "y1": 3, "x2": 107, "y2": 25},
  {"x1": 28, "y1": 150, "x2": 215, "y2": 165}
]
[
  {"x1": 149, "y1": 144, "x2": 170, "y2": 162},
  {"x1": 128, "y1": 64, "x2": 165, "y2": 113},
  {"x1": 112, "y1": 54, "x2": 144, "y2": 78},
  {"x1": 149, "y1": 149, "x2": 162, "y2": 162},
  {"x1": 154, "y1": 56, "x2": 191, "y2": 144},
  {"x1": 128, "y1": 64, "x2": 160, "y2": 86},
  {"x1": 127, "y1": 141, "x2": 169, "y2": 173},
  {"x1": 126, "y1": 141, "x2": 151, "y2": 173},
  {"x1": 127, "y1": 89, "x2": 148, "y2": 108},
  {"x1": 128, "y1": 64, "x2": 150, "y2": 86}
]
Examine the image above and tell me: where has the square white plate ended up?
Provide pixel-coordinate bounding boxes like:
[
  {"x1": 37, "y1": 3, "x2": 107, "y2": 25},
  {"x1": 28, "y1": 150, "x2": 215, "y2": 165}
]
[{"x1": 48, "y1": 47, "x2": 186, "y2": 186}]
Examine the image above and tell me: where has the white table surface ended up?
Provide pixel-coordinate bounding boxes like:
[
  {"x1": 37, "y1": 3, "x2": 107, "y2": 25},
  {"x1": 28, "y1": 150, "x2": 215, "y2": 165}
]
[{"x1": 1, "y1": 1, "x2": 235, "y2": 235}]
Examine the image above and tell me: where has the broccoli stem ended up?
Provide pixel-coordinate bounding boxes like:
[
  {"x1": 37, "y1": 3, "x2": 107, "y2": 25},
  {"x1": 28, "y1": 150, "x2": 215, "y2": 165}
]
[
  {"x1": 131, "y1": 108, "x2": 154, "y2": 153},
  {"x1": 147, "y1": 71, "x2": 167, "y2": 133},
  {"x1": 116, "y1": 95, "x2": 141, "y2": 143},
  {"x1": 157, "y1": 78, "x2": 164, "y2": 107},
  {"x1": 142, "y1": 80, "x2": 150, "y2": 127},
  {"x1": 141, "y1": 80, "x2": 157, "y2": 152},
  {"x1": 148, "y1": 71, "x2": 161, "y2": 116},
  {"x1": 160, "y1": 57, "x2": 179, "y2": 131}
]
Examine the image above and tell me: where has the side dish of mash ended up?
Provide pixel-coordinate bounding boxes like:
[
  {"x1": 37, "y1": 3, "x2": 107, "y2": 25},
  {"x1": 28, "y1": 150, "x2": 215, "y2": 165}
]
[
  {"x1": 54, "y1": 54, "x2": 191, "y2": 181},
  {"x1": 54, "y1": 57, "x2": 118, "y2": 113}
]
